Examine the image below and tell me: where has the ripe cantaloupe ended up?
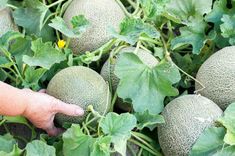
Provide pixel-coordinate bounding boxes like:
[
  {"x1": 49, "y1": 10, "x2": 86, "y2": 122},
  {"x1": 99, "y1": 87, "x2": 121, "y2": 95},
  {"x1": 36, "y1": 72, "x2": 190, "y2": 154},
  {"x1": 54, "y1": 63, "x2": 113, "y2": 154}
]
[
  {"x1": 158, "y1": 95, "x2": 223, "y2": 156},
  {"x1": 100, "y1": 47, "x2": 159, "y2": 111},
  {"x1": 0, "y1": 8, "x2": 18, "y2": 36},
  {"x1": 63, "y1": 0, "x2": 125, "y2": 54},
  {"x1": 195, "y1": 46, "x2": 235, "y2": 110},
  {"x1": 47, "y1": 66, "x2": 111, "y2": 125}
]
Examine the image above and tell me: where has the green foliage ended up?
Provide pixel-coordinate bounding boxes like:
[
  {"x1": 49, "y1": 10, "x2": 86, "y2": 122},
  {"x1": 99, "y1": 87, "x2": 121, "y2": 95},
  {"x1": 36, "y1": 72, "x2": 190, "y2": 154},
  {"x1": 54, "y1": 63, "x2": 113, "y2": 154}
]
[
  {"x1": 190, "y1": 127, "x2": 226, "y2": 156},
  {"x1": 218, "y1": 103, "x2": 235, "y2": 145},
  {"x1": 110, "y1": 18, "x2": 160, "y2": 45},
  {"x1": 49, "y1": 15, "x2": 90, "y2": 38},
  {"x1": 138, "y1": 0, "x2": 170, "y2": 21},
  {"x1": 220, "y1": 14, "x2": 235, "y2": 45},
  {"x1": 62, "y1": 125, "x2": 95, "y2": 156},
  {"x1": 0, "y1": 0, "x2": 8, "y2": 9},
  {"x1": 0, "y1": 134, "x2": 22, "y2": 156},
  {"x1": 12, "y1": 0, "x2": 55, "y2": 41},
  {"x1": 213, "y1": 146, "x2": 235, "y2": 156},
  {"x1": 2, "y1": 0, "x2": 235, "y2": 155},
  {"x1": 23, "y1": 38, "x2": 66, "y2": 69},
  {"x1": 165, "y1": 0, "x2": 213, "y2": 23},
  {"x1": 135, "y1": 111, "x2": 165, "y2": 131},
  {"x1": 115, "y1": 53, "x2": 180, "y2": 114},
  {"x1": 171, "y1": 19, "x2": 216, "y2": 54},
  {"x1": 25, "y1": 140, "x2": 56, "y2": 156},
  {"x1": 205, "y1": 0, "x2": 235, "y2": 47},
  {"x1": 191, "y1": 103, "x2": 235, "y2": 155},
  {"x1": 100, "y1": 112, "x2": 137, "y2": 156}
]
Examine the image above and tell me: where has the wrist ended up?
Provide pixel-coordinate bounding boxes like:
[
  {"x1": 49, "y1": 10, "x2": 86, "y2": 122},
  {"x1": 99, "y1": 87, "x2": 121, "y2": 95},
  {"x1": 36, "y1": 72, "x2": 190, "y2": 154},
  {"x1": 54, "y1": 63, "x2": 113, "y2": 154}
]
[{"x1": 19, "y1": 89, "x2": 32, "y2": 117}]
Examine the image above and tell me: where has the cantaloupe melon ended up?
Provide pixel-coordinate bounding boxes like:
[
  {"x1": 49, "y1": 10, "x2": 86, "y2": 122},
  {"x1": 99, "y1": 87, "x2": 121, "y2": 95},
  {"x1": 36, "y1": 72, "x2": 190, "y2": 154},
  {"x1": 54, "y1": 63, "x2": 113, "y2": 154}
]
[
  {"x1": 100, "y1": 47, "x2": 159, "y2": 111},
  {"x1": 63, "y1": 0, "x2": 125, "y2": 54},
  {"x1": 0, "y1": 8, "x2": 18, "y2": 36},
  {"x1": 195, "y1": 46, "x2": 235, "y2": 110},
  {"x1": 158, "y1": 95, "x2": 223, "y2": 156},
  {"x1": 47, "y1": 66, "x2": 111, "y2": 125}
]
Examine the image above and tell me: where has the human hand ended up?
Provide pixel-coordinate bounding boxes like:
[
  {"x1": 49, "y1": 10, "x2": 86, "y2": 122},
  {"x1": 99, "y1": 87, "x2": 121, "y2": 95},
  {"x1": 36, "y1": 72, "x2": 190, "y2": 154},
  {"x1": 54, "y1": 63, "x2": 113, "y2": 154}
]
[{"x1": 21, "y1": 89, "x2": 84, "y2": 136}]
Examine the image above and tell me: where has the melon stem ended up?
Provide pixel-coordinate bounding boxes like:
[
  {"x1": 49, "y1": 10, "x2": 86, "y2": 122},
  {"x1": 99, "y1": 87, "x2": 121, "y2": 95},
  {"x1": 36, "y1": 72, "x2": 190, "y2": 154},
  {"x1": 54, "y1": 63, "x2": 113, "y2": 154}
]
[{"x1": 115, "y1": 0, "x2": 132, "y2": 17}]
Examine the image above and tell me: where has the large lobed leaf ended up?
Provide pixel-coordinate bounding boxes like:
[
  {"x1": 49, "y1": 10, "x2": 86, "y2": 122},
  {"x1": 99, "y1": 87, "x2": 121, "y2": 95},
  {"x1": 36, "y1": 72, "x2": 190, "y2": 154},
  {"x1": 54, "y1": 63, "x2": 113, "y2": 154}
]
[
  {"x1": 63, "y1": 125, "x2": 95, "y2": 156},
  {"x1": 218, "y1": 103, "x2": 235, "y2": 145},
  {"x1": 0, "y1": 134, "x2": 22, "y2": 156},
  {"x1": 63, "y1": 124, "x2": 112, "y2": 156},
  {"x1": 114, "y1": 52, "x2": 181, "y2": 114},
  {"x1": 100, "y1": 112, "x2": 137, "y2": 156},
  {"x1": 220, "y1": 14, "x2": 235, "y2": 45},
  {"x1": 13, "y1": 0, "x2": 55, "y2": 41},
  {"x1": 165, "y1": 0, "x2": 213, "y2": 23},
  {"x1": 23, "y1": 38, "x2": 66, "y2": 69},
  {"x1": 138, "y1": 0, "x2": 170, "y2": 21},
  {"x1": 110, "y1": 18, "x2": 160, "y2": 45},
  {"x1": 25, "y1": 140, "x2": 56, "y2": 156},
  {"x1": 49, "y1": 15, "x2": 90, "y2": 38},
  {"x1": 190, "y1": 127, "x2": 226, "y2": 156},
  {"x1": 135, "y1": 110, "x2": 165, "y2": 131},
  {"x1": 205, "y1": 0, "x2": 235, "y2": 48},
  {"x1": 171, "y1": 19, "x2": 216, "y2": 54}
]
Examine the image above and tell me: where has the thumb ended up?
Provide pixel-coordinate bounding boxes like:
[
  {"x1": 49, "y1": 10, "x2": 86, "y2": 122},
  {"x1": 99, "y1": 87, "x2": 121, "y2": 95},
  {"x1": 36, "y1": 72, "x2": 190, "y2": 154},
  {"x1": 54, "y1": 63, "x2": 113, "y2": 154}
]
[
  {"x1": 52, "y1": 98, "x2": 84, "y2": 116},
  {"x1": 46, "y1": 123, "x2": 64, "y2": 136}
]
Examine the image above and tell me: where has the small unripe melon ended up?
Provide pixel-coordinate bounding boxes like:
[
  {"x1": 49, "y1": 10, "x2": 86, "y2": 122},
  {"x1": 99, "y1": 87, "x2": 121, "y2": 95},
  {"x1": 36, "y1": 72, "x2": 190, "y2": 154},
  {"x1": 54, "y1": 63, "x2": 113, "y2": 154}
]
[
  {"x1": 63, "y1": 0, "x2": 125, "y2": 54},
  {"x1": 0, "y1": 8, "x2": 18, "y2": 36},
  {"x1": 158, "y1": 95, "x2": 223, "y2": 156},
  {"x1": 100, "y1": 47, "x2": 159, "y2": 111},
  {"x1": 47, "y1": 66, "x2": 111, "y2": 125},
  {"x1": 195, "y1": 46, "x2": 235, "y2": 110}
]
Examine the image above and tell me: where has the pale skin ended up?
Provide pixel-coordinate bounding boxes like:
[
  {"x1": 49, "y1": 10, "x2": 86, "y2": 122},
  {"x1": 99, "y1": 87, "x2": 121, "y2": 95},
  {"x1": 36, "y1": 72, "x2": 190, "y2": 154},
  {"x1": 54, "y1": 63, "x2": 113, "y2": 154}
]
[{"x1": 0, "y1": 81, "x2": 84, "y2": 136}]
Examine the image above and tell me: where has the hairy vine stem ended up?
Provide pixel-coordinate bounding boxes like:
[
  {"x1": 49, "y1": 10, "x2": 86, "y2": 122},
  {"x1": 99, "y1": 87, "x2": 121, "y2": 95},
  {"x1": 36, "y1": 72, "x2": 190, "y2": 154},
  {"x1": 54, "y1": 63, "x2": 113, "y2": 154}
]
[
  {"x1": 128, "y1": 139, "x2": 162, "y2": 156},
  {"x1": 47, "y1": 0, "x2": 66, "y2": 8},
  {"x1": 115, "y1": 0, "x2": 132, "y2": 17},
  {"x1": 127, "y1": 0, "x2": 137, "y2": 9}
]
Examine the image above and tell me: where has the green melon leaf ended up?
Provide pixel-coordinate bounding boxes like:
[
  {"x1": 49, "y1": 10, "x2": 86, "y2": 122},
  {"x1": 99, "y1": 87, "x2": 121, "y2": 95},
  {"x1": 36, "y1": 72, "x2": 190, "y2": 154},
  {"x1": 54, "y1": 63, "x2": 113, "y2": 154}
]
[
  {"x1": 0, "y1": 134, "x2": 17, "y2": 153},
  {"x1": 110, "y1": 18, "x2": 160, "y2": 45},
  {"x1": 22, "y1": 67, "x2": 47, "y2": 90},
  {"x1": 171, "y1": 19, "x2": 216, "y2": 54},
  {"x1": 100, "y1": 112, "x2": 137, "y2": 156},
  {"x1": 63, "y1": 124, "x2": 95, "y2": 156},
  {"x1": 0, "y1": 57, "x2": 13, "y2": 69},
  {"x1": 224, "y1": 130, "x2": 235, "y2": 145},
  {"x1": 0, "y1": 69, "x2": 7, "y2": 81},
  {"x1": 220, "y1": 14, "x2": 235, "y2": 45},
  {"x1": 25, "y1": 140, "x2": 56, "y2": 156},
  {"x1": 218, "y1": 103, "x2": 235, "y2": 143},
  {"x1": 49, "y1": 15, "x2": 90, "y2": 38},
  {"x1": 4, "y1": 116, "x2": 29, "y2": 126},
  {"x1": 0, "y1": 144, "x2": 23, "y2": 156},
  {"x1": 165, "y1": 0, "x2": 212, "y2": 23},
  {"x1": 205, "y1": 0, "x2": 235, "y2": 48},
  {"x1": 12, "y1": 0, "x2": 55, "y2": 41},
  {"x1": 0, "y1": 0, "x2": 8, "y2": 10},
  {"x1": 213, "y1": 146, "x2": 235, "y2": 156},
  {"x1": 135, "y1": 110, "x2": 165, "y2": 131},
  {"x1": 0, "y1": 31, "x2": 24, "y2": 48},
  {"x1": 23, "y1": 38, "x2": 66, "y2": 69},
  {"x1": 90, "y1": 136, "x2": 112, "y2": 156},
  {"x1": 138, "y1": 0, "x2": 170, "y2": 20},
  {"x1": 114, "y1": 53, "x2": 181, "y2": 114},
  {"x1": 8, "y1": 37, "x2": 32, "y2": 73},
  {"x1": 190, "y1": 127, "x2": 226, "y2": 156}
]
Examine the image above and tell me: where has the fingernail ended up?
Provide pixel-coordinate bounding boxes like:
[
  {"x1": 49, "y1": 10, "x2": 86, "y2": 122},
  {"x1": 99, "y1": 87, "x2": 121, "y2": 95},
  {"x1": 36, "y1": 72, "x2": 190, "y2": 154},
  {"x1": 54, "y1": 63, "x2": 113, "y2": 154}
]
[{"x1": 75, "y1": 109, "x2": 84, "y2": 115}]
